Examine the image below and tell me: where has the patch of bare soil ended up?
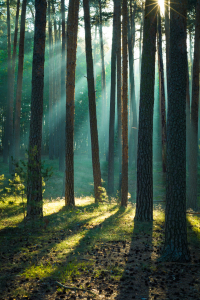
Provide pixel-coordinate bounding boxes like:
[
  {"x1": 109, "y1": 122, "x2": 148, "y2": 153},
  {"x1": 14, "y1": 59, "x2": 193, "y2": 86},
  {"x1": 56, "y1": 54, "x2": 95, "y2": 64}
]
[{"x1": 1, "y1": 224, "x2": 200, "y2": 300}]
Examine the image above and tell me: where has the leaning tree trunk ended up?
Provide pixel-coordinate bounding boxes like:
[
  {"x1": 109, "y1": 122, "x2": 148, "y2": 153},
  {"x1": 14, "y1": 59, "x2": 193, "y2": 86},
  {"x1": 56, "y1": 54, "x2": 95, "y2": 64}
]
[
  {"x1": 188, "y1": 0, "x2": 200, "y2": 211},
  {"x1": 108, "y1": 0, "x2": 117, "y2": 196},
  {"x1": 3, "y1": 0, "x2": 12, "y2": 165},
  {"x1": 157, "y1": 8, "x2": 167, "y2": 173},
  {"x1": 13, "y1": 0, "x2": 27, "y2": 164},
  {"x1": 27, "y1": 0, "x2": 47, "y2": 219},
  {"x1": 134, "y1": 0, "x2": 157, "y2": 221},
  {"x1": 161, "y1": 0, "x2": 191, "y2": 262},
  {"x1": 65, "y1": 0, "x2": 80, "y2": 206},
  {"x1": 121, "y1": 0, "x2": 128, "y2": 207},
  {"x1": 83, "y1": 0, "x2": 102, "y2": 203}
]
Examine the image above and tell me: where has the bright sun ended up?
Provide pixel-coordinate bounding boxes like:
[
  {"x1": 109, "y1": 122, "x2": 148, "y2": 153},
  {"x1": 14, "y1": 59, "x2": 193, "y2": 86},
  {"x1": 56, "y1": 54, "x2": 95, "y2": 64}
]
[{"x1": 158, "y1": 0, "x2": 165, "y2": 15}]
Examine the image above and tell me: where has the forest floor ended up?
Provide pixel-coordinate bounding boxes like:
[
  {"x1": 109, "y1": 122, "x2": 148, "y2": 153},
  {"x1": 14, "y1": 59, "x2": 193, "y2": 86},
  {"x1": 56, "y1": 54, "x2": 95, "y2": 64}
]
[{"x1": 0, "y1": 198, "x2": 200, "y2": 300}]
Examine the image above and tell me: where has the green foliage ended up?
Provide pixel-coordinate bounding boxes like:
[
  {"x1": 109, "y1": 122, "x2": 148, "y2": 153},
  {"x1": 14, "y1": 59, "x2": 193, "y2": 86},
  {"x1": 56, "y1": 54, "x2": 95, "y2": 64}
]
[
  {"x1": 0, "y1": 174, "x2": 7, "y2": 202},
  {"x1": 6, "y1": 173, "x2": 25, "y2": 201}
]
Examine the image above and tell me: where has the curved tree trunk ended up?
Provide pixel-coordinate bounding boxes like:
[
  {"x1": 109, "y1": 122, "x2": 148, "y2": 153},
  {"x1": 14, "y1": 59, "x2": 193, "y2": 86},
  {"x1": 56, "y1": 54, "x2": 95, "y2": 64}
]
[
  {"x1": 83, "y1": 0, "x2": 102, "y2": 203},
  {"x1": 13, "y1": 0, "x2": 27, "y2": 164},
  {"x1": 65, "y1": 0, "x2": 80, "y2": 206},
  {"x1": 134, "y1": 0, "x2": 157, "y2": 221},
  {"x1": 161, "y1": 0, "x2": 190, "y2": 262},
  {"x1": 27, "y1": 0, "x2": 47, "y2": 219}
]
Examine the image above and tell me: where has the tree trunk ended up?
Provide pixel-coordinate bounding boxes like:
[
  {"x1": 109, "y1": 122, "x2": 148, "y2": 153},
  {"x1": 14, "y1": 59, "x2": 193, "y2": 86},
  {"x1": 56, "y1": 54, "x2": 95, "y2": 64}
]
[
  {"x1": 157, "y1": 8, "x2": 167, "y2": 173},
  {"x1": 161, "y1": 0, "x2": 191, "y2": 262},
  {"x1": 188, "y1": 0, "x2": 200, "y2": 211},
  {"x1": 48, "y1": 0, "x2": 54, "y2": 160},
  {"x1": 3, "y1": 0, "x2": 12, "y2": 165},
  {"x1": 65, "y1": 0, "x2": 80, "y2": 206},
  {"x1": 121, "y1": 0, "x2": 128, "y2": 207},
  {"x1": 59, "y1": 0, "x2": 66, "y2": 172},
  {"x1": 83, "y1": 0, "x2": 102, "y2": 203},
  {"x1": 13, "y1": 0, "x2": 27, "y2": 164},
  {"x1": 164, "y1": 0, "x2": 170, "y2": 99},
  {"x1": 27, "y1": 0, "x2": 47, "y2": 219},
  {"x1": 134, "y1": 0, "x2": 157, "y2": 221},
  {"x1": 116, "y1": 0, "x2": 122, "y2": 192},
  {"x1": 99, "y1": 0, "x2": 107, "y2": 157},
  {"x1": 108, "y1": 0, "x2": 117, "y2": 196},
  {"x1": 128, "y1": 2, "x2": 137, "y2": 169}
]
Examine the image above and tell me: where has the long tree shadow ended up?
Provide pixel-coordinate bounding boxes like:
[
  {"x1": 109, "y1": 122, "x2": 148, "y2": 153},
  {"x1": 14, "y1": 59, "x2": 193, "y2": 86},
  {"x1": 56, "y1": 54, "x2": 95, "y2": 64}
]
[{"x1": 115, "y1": 220, "x2": 153, "y2": 300}]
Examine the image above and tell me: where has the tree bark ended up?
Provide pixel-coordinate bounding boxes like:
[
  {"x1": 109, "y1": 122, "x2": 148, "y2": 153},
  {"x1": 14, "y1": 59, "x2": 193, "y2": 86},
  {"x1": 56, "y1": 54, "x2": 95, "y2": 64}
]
[
  {"x1": 121, "y1": 0, "x2": 128, "y2": 207},
  {"x1": 161, "y1": 0, "x2": 191, "y2": 262},
  {"x1": 27, "y1": 0, "x2": 47, "y2": 219},
  {"x1": 116, "y1": 0, "x2": 122, "y2": 192},
  {"x1": 65, "y1": 0, "x2": 80, "y2": 206},
  {"x1": 83, "y1": 0, "x2": 102, "y2": 203},
  {"x1": 108, "y1": 0, "x2": 117, "y2": 196},
  {"x1": 13, "y1": 0, "x2": 27, "y2": 164},
  {"x1": 134, "y1": 0, "x2": 157, "y2": 221},
  {"x1": 59, "y1": 0, "x2": 66, "y2": 172},
  {"x1": 3, "y1": 0, "x2": 12, "y2": 165},
  {"x1": 157, "y1": 8, "x2": 167, "y2": 173},
  {"x1": 188, "y1": 0, "x2": 200, "y2": 211}
]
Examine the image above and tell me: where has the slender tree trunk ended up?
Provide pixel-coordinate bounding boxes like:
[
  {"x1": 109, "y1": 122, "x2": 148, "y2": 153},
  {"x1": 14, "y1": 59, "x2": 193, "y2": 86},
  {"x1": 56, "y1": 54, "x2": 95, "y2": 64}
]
[
  {"x1": 128, "y1": 2, "x2": 137, "y2": 168},
  {"x1": 161, "y1": 0, "x2": 190, "y2": 262},
  {"x1": 108, "y1": 0, "x2": 117, "y2": 196},
  {"x1": 165, "y1": 0, "x2": 170, "y2": 99},
  {"x1": 27, "y1": 0, "x2": 47, "y2": 219},
  {"x1": 65, "y1": 0, "x2": 80, "y2": 206},
  {"x1": 134, "y1": 0, "x2": 157, "y2": 221},
  {"x1": 121, "y1": 0, "x2": 128, "y2": 207},
  {"x1": 83, "y1": 0, "x2": 102, "y2": 203},
  {"x1": 13, "y1": 0, "x2": 27, "y2": 165},
  {"x1": 99, "y1": 0, "x2": 107, "y2": 157},
  {"x1": 157, "y1": 8, "x2": 167, "y2": 173},
  {"x1": 3, "y1": 0, "x2": 12, "y2": 164},
  {"x1": 116, "y1": 0, "x2": 122, "y2": 192},
  {"x1": 59, "y1": 0, "x2": 66, "y2": 172},
  {"x1": 188, "y1": 0, "x2": 200, "y2": 211},
  {"x1": 48, "y1": 0, "x2": 54, "y2": 160}
]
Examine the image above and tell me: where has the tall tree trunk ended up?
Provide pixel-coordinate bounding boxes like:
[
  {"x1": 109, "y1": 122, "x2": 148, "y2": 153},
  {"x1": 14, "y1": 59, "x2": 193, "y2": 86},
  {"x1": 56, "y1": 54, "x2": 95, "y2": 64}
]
[
  {"x1": 108, "y1": 0, "x2": 117, "y2": 196},
  {"x1": 99, "y1": 0, "x2": 107, "y2": 157},
  {"x1": 157, "y1": 8, "x2": 167, "y2": 173},
  {"x1": 188, "y1": 0, "x2": 200, "y2": 211},
  {"x1": 121, "y1": 0, "x2": 128, "y2": 207},
  {"x1": 128, "y1": 2, "x2": 137, "y2": 169},
  {"x1": 161, "y1": 0, "x2": 190, "y2": 262},
  {"x1": 116, "y1": 0, "x2": 122, "y2": 192},
  {"x1": 48, "y1": 0, "x2": 54, "y2": 160},
  {"x1": 59, "y1": 0, "x2": 66, "y2": 172},
  {"x1": 83, "y1": 0, "x2": 102, "y2": 203},
  {"x1": 134, "y1": 0, "x2": 157, "y2": 221},
  {"x1": 164, "y1": 0, "x2": 170, "y2": 99},
  {"x1": 65, "y1": 0, "x2": 80, "y2": 206},
  {"x1": 3, "y1": 0, "x2": 12, "y2": 165},
  {"x1": 27, "y1": 0, "x2": 47, "y2": 219},
  {"x1": 13, "y1": 0, "x2": 27, "y2": 165}
]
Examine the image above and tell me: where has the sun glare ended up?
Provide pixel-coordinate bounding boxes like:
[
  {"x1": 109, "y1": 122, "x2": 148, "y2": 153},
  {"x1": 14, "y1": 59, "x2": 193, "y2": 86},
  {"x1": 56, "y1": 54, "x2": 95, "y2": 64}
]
[{"x1": 158, "y1": 0, "x2": 165, "y2": 15}]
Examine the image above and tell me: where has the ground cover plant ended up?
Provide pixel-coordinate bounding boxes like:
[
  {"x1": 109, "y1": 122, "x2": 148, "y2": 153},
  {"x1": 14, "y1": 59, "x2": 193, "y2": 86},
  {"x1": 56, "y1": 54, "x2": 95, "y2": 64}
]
[{"x1": 0, "y1": 156, "x2": 200, "y2": 300}]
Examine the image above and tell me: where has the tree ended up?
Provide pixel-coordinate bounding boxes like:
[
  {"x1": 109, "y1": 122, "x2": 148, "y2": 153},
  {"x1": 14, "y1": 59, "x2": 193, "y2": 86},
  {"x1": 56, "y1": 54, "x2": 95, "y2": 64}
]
[
  {"x1": 134, "y1": 0, "x2": 157, "y2": 220},
  {"x1": 188, "y1": 0, "x2": 200, "y2": 211},
  {"x1": 13, "y1": 0, "x2": 27, "y2": 164},
  {"x1": 161, "y1": 0, "x2": 191, "y2": 262},
  {"x1": 108, "y1": 0, "x2": 117, "y2": 196},
  {"x1": 83, "y1": 0, "x2": 102, "y2": 203},
  {"x1": 26, "y1": 0, "x2": 47, "y2": 219},
  {"x1": 121, "y1": 0, "x2": 128, "y2": 207},
  {"x1": 65, "y1": 0, "x2": 80, "y2": 206}
]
